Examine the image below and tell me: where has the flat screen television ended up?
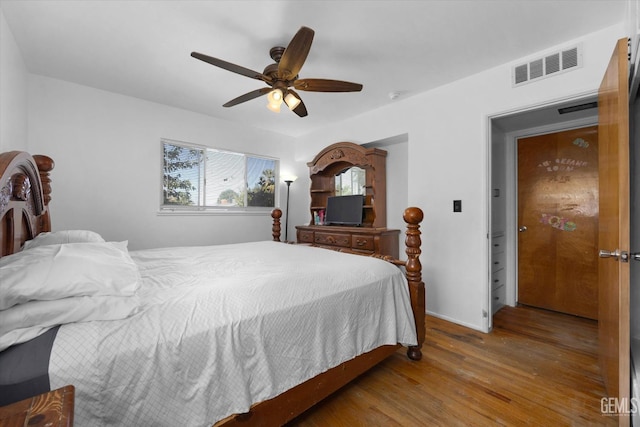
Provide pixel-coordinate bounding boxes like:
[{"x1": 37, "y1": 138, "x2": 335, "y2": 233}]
[{"x1": 325, "y1": 195, "x2": 364, "y2": 226}]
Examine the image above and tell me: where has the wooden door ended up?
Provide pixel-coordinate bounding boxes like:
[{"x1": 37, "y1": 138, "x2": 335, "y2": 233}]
[
  {"x1": 517, "y1": 126, "x2": 599, "y2": 319},
  {"x1": 598, "y1": 38, "x2": 631, "y2": 416}
]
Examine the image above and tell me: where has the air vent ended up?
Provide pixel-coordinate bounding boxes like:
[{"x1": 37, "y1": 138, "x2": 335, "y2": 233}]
[
  {"x1": 512, "y1": 45, "x2": 582, "y2": 87},
  {"x1": 514, "y1": 64, "x2": 528, "y2": 84},
  {"x1": 545, "y1": 53, "x2": 560, "y2": 74},
  {"x1": 562, "y1": 47, "x2": 578, "y2": 69},
  {"x1": 558, "y1": 101, "x2": 597, "y2": 115}
]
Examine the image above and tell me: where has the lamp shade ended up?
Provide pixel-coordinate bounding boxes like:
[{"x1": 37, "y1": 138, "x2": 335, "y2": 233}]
[
  {"x1": 267, "y1": 88, "x2": 283, "y2": 104},
  {"x1": 284, "y1": 93, "x2": 301, "y2": 110},
  {"x1": 266, "y1": 101, "x2": 281, "y2": 113},
  {"x1": 266, "y1": 89, "x2": 283, "y2": 112}
]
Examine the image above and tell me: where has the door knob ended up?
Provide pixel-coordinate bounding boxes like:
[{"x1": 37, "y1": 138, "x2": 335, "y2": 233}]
[
  {"x1": 600, "y1": 250, "x2": 640, "y2": 263},
  {"x1": 599, "y1": 249, "x2": 621, "y2": 260},
  {"x1": 519, "y1": 226, "x2": 527, "y2": 232}
]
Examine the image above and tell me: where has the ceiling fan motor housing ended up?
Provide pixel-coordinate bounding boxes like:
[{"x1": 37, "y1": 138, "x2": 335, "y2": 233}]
[
  {"x1": 269, "y1": 46, "x2": 286, "y2": 63},
  {"x1": 263, "y1": 63, "x2": 280, "y2": 80}
]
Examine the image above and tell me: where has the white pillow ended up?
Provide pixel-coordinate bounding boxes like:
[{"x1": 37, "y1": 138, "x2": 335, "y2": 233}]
[
  {"x1": 0, "y1": 241, "x2": 140, "y2": 310},
  {"x1": 22, "y1": 230, "x2": 105, "y2": 250},
  {"x1": 0, "y1": 294, "x2": 141, "y2": 352}
]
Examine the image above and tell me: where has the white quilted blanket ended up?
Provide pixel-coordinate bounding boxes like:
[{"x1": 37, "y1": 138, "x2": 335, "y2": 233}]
[{"x1": 49, "y1": 241, "x2": 417, "y2": 426}]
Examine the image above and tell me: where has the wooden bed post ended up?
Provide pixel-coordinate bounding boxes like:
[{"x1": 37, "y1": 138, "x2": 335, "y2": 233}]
[
  {"x1": 33, "y1": 155, "x2": 54, "y2": 206},
  {"x1": 271, "y1": 208, "x2": 282, "y2": 242},
  {"x1": 33, "y1": 155, "x2": 54, "y2": 233},
  {"x1": 404, "y1": 207, "x2": 425, "y2": 361}
]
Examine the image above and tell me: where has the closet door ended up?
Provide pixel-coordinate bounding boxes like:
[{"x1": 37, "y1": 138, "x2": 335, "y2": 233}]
[{"x1": 517, "y1": 126, "x2": 599, "y2": 319}]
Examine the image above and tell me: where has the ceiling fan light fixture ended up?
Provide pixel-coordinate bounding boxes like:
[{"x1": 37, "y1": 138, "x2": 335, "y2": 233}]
[
  {"x1": 284, "y1": 92, "x2": 301, "y2": 110},
  {"x1": 267, "y1": 88, "x2": 283, "y2": 103},
  {"x1": 266, "y1": 100, "x2": 281, "y2": 113},
  {"x1": 267, "y1": 89, "x2": 284, "y2": 112}
]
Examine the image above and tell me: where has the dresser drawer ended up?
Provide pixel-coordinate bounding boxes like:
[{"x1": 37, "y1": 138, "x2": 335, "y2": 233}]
[
  {"x1": 352, "y1": 235, "x2": 374, "y2": 251},
  {"x1": 491, "y1": 267, "x2": 505, "y2": 290},
  {"x1": 491, "y1": 233, "x2": 506, "y2": 254},
  {"x1": 492, "y1": 284, "x2": 506, "y2": 314},
  {"x1": 492, "y1": 251, "x2": 505, "y2": 273},
  {"x1": 295, "y1": 226, "x2": 400, "y2": 258},
  {"x1": 298, "y1": 230, "x2": 314, "y2": 244},
  {"x1": 314, "y1": 232, "x2": 351, "y2": 248}
]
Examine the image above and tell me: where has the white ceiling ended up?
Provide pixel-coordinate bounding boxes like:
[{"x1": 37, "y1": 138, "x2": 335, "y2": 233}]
[{"x1": 0, "y1": 0, "x2": 628, "y2": 137}]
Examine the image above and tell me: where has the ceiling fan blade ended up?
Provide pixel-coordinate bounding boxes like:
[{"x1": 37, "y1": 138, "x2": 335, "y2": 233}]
[
  {"x1": 191, "y1": 52, "x2": 271, "y2": 83},
  {"x1": 287, "y1": 89, "x2": 308, "y2": 117},
  {"x1": 292, "y1": 101, "x2": 308, "y2": 117},
  {"x1": 278, "y1": 27, "x2": 314, "y2": 80},
  {"x1": 223, "y1": 87, "x2": 272, "y2": 107},
  {"x1": 293, "y1": 78, "x2": 363, "y2": 92}
]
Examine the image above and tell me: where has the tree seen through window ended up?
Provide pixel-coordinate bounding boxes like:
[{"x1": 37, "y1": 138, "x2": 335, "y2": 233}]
[{"x1": 162, "y1": 140, "x2": 277, "y2": 209}]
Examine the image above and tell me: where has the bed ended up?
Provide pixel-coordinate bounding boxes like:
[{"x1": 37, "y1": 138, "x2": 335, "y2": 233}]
[{"x1": 0, "y1": 151, "x2": 425, "y2": 426}]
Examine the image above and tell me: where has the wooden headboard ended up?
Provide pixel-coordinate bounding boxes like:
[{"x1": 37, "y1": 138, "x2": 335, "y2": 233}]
[{"x1": 0, "y1": 151, "x2": 54, "y2": 257}]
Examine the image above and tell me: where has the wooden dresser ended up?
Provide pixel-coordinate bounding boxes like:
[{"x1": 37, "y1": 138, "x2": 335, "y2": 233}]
[
  {"x1": 299, "y1": 141, "x2": 400, "y2": 258},
  {"x1": 0, "y1": 385, "x2": 74, "y2": 427},
  {"x1": 306, "y1": 141, "x2": 388, "y2": 228},
  {"x1": 296, "y1": 225, "x2": 399, "y2": 258}
]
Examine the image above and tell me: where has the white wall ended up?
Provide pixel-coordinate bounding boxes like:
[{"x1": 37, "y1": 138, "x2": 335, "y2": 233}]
[
  {"x1": 0, "y1": 7, "x2": 28, "y2": 152},
  {"x1": 27, "y1": 75, "x2": 297, "y2": 250},
  {"x1": 363, "y1": 135, "x2": 409, "y2": 257},
  {"x1": 9, "y1": 15, "x2": 627, "y2": 331},
  {"x1": 291, "y1": 24, "x2": 626, "y2": 332}
]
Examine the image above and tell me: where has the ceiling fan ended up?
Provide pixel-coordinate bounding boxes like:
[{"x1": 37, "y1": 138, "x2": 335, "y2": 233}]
[{"x1": 191, "y1": 26, "x2": 363, "y2": 117}]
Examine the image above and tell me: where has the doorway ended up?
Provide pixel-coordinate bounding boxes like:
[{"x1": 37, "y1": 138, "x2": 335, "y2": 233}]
[{"x1": 489, "y1": 94, "x2": 599, "y2": 330}]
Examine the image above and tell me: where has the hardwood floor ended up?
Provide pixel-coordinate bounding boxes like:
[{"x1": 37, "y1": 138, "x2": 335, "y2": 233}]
[{"x1": 289, "y1": 305, "x2": 617, "y2": 426}]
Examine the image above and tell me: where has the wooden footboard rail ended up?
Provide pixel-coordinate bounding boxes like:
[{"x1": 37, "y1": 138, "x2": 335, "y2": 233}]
[{"x1": 270, "y1": 207, "x2": 425, "y2": 361}]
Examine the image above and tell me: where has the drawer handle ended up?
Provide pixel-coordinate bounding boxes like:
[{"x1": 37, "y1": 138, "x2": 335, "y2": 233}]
[
  {"x1": 494, "y1": 261, "x2": 500, "y2": 265},
  {"x1": 315, "y1": 236, "x2": 339, "y2": 244},
  {"x1": 356, "y1": 239, "x2": 367, "y2": 246},
  {"x1": 494, "y1": 279, "x2": 499, "y2": 283}
]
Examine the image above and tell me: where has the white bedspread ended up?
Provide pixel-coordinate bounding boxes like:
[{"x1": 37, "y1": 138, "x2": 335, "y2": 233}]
[{"x1": 49, "y1": 241, "x2": 417, "y2": 426}]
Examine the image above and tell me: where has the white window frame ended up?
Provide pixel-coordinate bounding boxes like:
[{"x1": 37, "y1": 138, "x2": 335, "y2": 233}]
[{"x1": 159, "y1": 139, "x2": 279, "y2": 215}]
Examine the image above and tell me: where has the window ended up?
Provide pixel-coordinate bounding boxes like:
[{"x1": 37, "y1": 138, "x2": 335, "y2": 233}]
[{"x1": 161, "y1": 139, "x2": 278, "y2": 212}]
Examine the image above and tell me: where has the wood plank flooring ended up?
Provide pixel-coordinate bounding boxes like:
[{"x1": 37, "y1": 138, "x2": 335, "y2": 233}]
[{"x1": 288, "y1": 305, "x2": 617, "y2": 426}]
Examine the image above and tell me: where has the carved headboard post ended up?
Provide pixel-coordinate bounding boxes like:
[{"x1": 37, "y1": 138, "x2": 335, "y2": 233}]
[
  {"x1": 271, "y1": 208, "x2": 282, "y2": 242},
  {"x1": 33, "y1": 155, "x2": 54, "y2": 232},
  {"x1": 403, "y1": 207, "x2": 425, "y2": 361},
  {"x1": 33, "y1": 155, "x2": 54, "y2": 206}
]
